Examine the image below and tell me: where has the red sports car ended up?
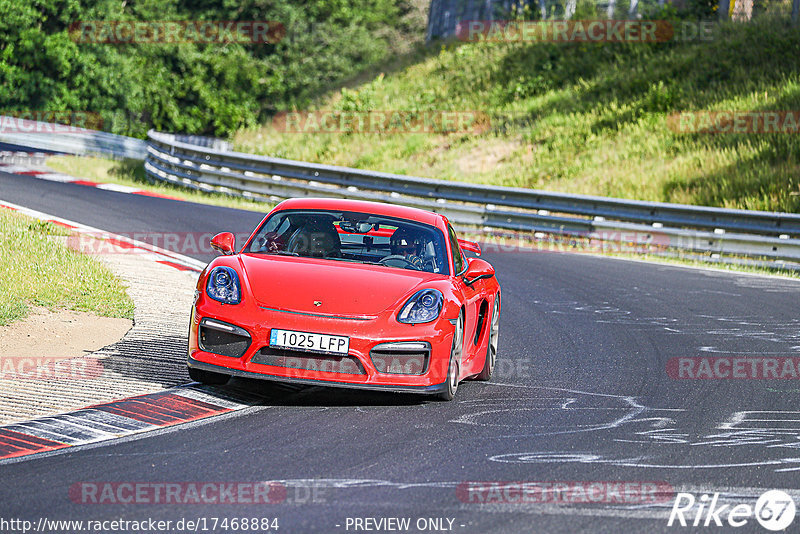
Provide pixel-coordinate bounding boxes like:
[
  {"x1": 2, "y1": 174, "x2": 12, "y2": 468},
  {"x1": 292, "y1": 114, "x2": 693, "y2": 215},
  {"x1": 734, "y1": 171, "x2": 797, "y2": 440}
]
[{"x1": 187, "y1": 198, "x2": 500, "y2": 400}]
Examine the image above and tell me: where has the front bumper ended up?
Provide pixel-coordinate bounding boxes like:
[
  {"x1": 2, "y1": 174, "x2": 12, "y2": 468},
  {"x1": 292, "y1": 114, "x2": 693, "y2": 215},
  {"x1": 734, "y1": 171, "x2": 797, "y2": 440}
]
[
  {"x1": 187, "y1": 354, "x2": 448, "y2": 394},
  {"x1": 188, "y1": 298, "x2": 455, "y2": 395}
]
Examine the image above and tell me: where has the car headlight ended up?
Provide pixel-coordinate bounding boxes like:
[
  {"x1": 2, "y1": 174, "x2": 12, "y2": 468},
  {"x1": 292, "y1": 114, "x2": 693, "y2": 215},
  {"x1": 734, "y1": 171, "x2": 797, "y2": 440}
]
[
  {"x1": 397, "y1": 289, "x2": 443, "y2": 324},
  {"x1": 206, "y1": 266, "x2": 241, "y2": 305}
]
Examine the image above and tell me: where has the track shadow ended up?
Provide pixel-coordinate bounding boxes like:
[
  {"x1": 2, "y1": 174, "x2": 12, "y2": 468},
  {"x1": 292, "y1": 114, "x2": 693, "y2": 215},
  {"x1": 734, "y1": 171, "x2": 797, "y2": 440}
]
[
  {"x1": 220, "y1": 376, "x2": 432, "y2": 407},
  {"x1": 100, "y1": 332, "x2": 432, "y2": 407},
  {"x1": 98, "y1": 333, "x2": 192, "y2": 389}
]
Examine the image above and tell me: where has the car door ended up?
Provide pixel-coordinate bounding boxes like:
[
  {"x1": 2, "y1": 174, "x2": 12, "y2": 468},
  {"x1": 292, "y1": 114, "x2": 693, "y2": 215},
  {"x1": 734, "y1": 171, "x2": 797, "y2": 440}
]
[{"x1": 447, "y1": 224, "x2": 483, "y2": 375}]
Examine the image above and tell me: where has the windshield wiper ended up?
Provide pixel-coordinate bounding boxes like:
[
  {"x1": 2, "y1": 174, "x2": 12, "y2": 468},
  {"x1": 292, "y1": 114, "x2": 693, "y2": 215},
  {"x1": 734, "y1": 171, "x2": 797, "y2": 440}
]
[
  {"x1": 260, "y1": 250, "x2": 298, "y2": 256},
  {"x1": 324, "y1": 257, "x2": 383, "y2": 265}
]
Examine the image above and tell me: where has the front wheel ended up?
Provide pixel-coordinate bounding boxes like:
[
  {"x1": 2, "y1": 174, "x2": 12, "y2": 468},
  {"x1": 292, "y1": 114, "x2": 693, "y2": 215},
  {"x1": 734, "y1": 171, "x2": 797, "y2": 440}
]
[
  {"x1": 188, "y1": 366, "x2": 230, "y2": 385},
  {"x1": 437, "y1": 314, "x2": 463, "y2": 401}
]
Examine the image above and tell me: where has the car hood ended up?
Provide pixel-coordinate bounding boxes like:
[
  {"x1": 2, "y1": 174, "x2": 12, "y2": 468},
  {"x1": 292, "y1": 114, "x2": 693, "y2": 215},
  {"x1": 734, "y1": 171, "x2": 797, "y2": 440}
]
[{"x1": 239, "y1": 254, "x2": 441, "y2": 317}]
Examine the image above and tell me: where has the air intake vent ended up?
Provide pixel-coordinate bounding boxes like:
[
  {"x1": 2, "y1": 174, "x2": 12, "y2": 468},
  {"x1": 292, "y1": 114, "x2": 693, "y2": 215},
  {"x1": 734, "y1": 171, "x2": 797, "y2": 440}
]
[
  {"x1": 253, "y1": 347, "x2": 365, "y2": 375},
  {"x1": 370, "y1": 342, "x2": 430, "y2": 375},
  {"x1": 199, "y1": 318, "x2": 251, "y2": 359}
]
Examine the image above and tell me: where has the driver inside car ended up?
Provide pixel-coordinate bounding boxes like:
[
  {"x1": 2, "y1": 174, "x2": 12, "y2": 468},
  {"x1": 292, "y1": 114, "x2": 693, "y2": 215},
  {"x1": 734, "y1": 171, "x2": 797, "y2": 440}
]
[{"x1": 389, "y1": 227, "x2": 429, "y2": 270}]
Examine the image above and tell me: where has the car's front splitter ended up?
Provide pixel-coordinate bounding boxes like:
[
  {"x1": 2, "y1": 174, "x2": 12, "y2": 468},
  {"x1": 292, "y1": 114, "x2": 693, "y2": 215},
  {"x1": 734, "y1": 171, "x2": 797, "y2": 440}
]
[{"x1": 187, "y1": 354, "x2": 449, "y2": 395}]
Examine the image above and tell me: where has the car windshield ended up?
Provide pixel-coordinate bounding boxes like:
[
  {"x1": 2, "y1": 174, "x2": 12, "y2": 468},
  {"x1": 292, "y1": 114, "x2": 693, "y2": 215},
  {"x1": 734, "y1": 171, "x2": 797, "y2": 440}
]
[{"x1": 247, "y1": 209, "x2": 450, "y2": 275}]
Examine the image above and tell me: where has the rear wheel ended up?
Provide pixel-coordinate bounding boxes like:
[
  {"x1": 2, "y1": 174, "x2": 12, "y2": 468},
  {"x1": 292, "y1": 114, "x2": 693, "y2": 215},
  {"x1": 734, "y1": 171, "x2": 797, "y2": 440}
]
[
  {"x1": 188, "y1": 366, "x2": 230, "y2": 385},
  {"x1": 476, "y1": 295, "x2": 500, "y2": 381},
  {"x1": 438, "y1": 314, "x2": 463, "y2": 401}
]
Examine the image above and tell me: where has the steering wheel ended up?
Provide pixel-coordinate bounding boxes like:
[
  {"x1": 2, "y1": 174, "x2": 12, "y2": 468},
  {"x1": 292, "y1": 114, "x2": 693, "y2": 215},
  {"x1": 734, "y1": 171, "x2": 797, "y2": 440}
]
[{"x1": 379, "y1": 255, "x2": 421, "y2": 270}]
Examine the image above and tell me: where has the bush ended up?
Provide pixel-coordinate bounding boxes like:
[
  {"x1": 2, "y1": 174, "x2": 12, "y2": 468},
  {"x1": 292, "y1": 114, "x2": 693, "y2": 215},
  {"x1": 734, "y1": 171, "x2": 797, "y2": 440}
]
[{"x1": 0, "y1": 0, "x2": 424, "y2": 138}]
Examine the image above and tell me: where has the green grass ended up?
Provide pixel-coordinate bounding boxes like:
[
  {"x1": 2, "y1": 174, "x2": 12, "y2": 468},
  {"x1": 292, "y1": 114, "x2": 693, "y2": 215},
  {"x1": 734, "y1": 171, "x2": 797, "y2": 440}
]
[
  {"x1": 233, "y1": 10, "x2": 800, "y2": 214},
  {"x1": 45, "y1": 156, "x2": 273, "y2": 213},
  {"x1": 0, "y1": 210, "x2": 135, "y2": 326}
]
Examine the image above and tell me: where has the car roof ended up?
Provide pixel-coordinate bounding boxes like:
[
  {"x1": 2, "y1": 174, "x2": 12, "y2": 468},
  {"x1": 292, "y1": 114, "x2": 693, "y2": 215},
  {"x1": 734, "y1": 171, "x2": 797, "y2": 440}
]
[{"x1": 272, "y1": 198, "x2": 447, "y2": 228}]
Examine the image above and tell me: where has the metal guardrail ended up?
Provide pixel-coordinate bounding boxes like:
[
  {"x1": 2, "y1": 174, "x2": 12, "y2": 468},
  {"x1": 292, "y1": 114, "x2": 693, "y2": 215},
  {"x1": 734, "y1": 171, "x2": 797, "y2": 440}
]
[
  {"x1": 145, "y1": 130, "x2": 800, "y2": 264},
  {"x1": 0, "y1": 151, "x2": 49, "y2": 166},
  {"x1": 0, "y1": 116, "x2": 147, "y2": 159}
]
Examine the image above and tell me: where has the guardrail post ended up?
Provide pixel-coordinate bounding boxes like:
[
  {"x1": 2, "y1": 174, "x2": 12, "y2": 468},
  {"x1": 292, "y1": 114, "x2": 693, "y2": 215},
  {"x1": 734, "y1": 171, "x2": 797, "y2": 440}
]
[
  {"x1": 718, "y1": 0, "x2": 730, "y2": 20},
  {"x1": 628, "y1": 0, "x2": 639, "y2": 18},
  {"x1": 607, "y1": 0, "x2": 617, "y2": 18},
  {"x1": 538, "y1": 0, "x2": 547, "y2": 19},
  {"x1": 565, "y1": 0, "x2": 577, "y2": 18}
]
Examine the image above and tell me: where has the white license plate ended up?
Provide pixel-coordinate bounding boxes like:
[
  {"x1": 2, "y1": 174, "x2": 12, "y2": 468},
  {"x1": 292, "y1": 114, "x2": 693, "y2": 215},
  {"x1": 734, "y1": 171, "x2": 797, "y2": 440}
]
[{"x1": 269, "y1": 329, "x2": 350, "y2": 355}]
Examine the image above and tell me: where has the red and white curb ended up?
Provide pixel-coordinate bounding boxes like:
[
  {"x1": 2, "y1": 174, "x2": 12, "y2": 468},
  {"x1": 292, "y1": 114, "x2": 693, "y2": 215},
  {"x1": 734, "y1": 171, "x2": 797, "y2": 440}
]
[
  {"x1": 0, "y1": 199, "x2": 206, "y2": 273},
  {"x1": 0, "y1": 386, "x2": 261, "y2": 461},
  {"x1": 0, "y1": 161, "x2": 183, "y2": 201}
]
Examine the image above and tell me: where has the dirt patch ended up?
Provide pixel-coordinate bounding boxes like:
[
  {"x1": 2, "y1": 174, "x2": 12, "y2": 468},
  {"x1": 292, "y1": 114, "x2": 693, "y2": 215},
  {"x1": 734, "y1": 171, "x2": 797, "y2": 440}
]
[
  {"x1": 457, "y1": 138, "x2": 521, "y2": 175},
  {"x1": 0, "y1": 307, "x2": 132, "y2": 360}
]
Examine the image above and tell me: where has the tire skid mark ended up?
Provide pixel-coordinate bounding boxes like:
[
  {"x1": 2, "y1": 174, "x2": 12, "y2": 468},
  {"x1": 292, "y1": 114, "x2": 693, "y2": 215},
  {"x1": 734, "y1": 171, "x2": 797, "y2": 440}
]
[{"x1": 471, "y1": 385, "x2": 800, "y2": 473}]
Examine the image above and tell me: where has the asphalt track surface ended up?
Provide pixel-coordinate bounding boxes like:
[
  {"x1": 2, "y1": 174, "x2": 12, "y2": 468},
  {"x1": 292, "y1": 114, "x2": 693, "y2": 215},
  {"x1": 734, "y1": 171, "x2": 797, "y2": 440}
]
[
  {"x1": 0, "y1": 141, "x2": 64, "y2": 153},
  {"x1": 2, "y1": 169, "x2": 800, "y2": 533}
]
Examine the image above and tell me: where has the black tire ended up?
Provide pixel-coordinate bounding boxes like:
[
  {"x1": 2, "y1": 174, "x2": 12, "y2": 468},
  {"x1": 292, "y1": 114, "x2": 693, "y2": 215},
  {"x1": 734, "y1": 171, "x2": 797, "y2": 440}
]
[
  {"x1": 437, "y1": 314, "x2": 463, "y2": 401},
  {"x1": 188, "y1": 366, "x2": 230, "y2": 385},
  {"x1": 476, "y1": 295, "x2": 500, "y2": 381}
]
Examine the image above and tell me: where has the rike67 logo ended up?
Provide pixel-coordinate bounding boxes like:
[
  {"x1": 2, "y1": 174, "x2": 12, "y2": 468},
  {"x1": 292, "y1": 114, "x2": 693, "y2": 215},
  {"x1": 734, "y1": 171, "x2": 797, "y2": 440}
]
[{"x1": 668, "y1": 490, "x2": 796, "y2": 531}]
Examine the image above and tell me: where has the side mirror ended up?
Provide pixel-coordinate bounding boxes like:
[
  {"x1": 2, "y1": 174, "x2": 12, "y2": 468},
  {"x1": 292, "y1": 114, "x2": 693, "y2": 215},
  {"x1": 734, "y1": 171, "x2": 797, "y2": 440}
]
[
  {"x1": 458, "y1": 238, "x2": 481, "y2": 256},
  {"x1": 210, "y1": 232, "x2": 236, "y2": 255},
  {"x1": 463, "y1": 258, "x2": 494, "y2": 286}
]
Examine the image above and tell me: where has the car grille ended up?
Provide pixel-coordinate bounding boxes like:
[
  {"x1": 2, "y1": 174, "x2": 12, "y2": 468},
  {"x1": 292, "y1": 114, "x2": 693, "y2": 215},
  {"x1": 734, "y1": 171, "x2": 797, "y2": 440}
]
[
  {"x1": 370, "y1": 342, "x2": 430, "y2": 375},
  {"x1": 252, "y1": 347, "x2": 366, "y2": 375},
  {"x1": 198, "y1": 319, "x2": 251, "y2": 359}
]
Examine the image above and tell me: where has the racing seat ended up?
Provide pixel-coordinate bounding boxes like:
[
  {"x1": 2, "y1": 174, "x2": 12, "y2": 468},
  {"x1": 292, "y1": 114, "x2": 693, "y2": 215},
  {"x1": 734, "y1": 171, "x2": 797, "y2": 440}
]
[{"x1": 287, "y1": 220, "x2": 342, "y2": 258}]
